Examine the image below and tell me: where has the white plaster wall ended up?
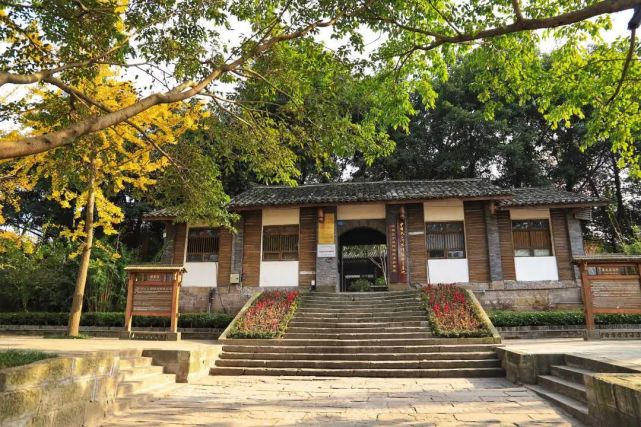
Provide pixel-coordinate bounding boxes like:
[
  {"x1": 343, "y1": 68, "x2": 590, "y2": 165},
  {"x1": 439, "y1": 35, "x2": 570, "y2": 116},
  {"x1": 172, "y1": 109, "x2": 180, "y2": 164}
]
[
  {"x1": 183, "y1": 262, "x2": 218, "y2": 287},
  {"x1": 262, "y1": 208, "x2": 300, "y2": 225},
  {"x1": 510, "y1": 208, "x2": 551, "y2": 220},
  {"x1": 424, "y1": 200, "x2": 465, "y2": 222},
  {"x1": 337, "y1": 204, "x2": 386, "y2": 220},
  {"x1": 260, "y1": 261, "x2": 299, "y2": 287},
  {"x1": 427, "y1": 259, "x2": 469, "y2": 283},
  {"x1": 514, "y1": 257, "x2": 559, "y2": 281}
]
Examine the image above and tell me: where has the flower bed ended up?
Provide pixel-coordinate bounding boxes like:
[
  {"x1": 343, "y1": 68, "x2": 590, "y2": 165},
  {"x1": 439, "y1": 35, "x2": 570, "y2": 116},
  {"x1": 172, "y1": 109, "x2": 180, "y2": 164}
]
[
  {"x1": 420, "y1": 284, "x2": 491, "y2": 338},
  {"x1": 228, "y1": 290, "x2": 300, "y2": 339}
]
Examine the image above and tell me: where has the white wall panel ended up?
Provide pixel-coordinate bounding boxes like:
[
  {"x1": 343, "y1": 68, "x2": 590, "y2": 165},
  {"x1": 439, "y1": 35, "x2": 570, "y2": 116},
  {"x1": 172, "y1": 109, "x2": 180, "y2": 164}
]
[
  {"x1": 183, "y1": 262, "x2": 218, "y2": 287},
  {"x1": 427, "y1": 258, "x2": 469, "y2": 283},
  {"x1": 424, "y1": 200, "x2": 465, "y2": 222},
  {"x1": 514, "y1": 256, "x2": 559, "y2": 281},
  {"x1": 260, "y1": 261, "x2": 299, "y2": 287}
]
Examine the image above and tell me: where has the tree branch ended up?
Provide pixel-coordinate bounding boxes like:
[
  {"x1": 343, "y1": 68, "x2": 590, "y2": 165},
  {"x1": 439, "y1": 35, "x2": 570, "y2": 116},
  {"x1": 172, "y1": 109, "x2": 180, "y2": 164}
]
[{"x1": 0, "y1": 6, "x2": 364, "y2": 159}]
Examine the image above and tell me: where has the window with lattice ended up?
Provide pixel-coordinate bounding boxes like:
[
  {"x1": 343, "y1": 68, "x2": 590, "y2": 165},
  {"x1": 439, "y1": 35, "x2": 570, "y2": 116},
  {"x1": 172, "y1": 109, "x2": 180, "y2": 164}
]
[
  {"x1": 262, "y1": 225, "x2": 299, "y2": 261},
  {"x1": 186, "y1": 228, "x2": 220, "y2": 262},
  {"x1": 425, "y1": 222, "x2": 466, "y2": 259},
  {"x1": 512, "y1": 219, "x2": 552, "y2": 257}
]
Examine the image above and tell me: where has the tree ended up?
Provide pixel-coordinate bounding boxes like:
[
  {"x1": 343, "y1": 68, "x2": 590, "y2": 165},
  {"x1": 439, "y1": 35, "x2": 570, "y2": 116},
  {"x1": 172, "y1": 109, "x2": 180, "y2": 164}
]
[
  {"x1": 3, "y1": 67, "x2": 201, "y2": 335},
  {"x1": 1, "y1": 0, "x2": 640, "y2": 176}
]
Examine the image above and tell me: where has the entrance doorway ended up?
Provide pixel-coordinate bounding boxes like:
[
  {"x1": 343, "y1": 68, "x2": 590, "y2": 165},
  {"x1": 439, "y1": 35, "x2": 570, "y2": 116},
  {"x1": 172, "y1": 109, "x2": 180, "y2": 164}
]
[{"x1": 338, "y1": 227, "x2": 387, "y2": 292}]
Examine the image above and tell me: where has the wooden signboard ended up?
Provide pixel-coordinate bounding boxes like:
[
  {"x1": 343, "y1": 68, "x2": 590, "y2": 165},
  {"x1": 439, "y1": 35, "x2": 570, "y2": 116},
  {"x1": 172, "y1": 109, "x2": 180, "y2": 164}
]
[
  {"x1": 573, "y1": 255, "x2": 641, "y2": 338},
  {"x1": 123, "y1": 265, "x2": 185, "y2": 337},
  {"x1": 387, "y1": 206, "x2": 409, "y2": 284}
]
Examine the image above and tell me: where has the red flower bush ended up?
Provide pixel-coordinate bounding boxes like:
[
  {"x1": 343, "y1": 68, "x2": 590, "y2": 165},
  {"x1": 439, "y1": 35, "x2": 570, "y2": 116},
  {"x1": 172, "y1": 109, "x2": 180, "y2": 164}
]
[
  {"x1": 421, "y1": 284, "x2": 487, "y2": 336},
  {"x1": 229, "y1": 290, "x2": 300, "y2": 338}
]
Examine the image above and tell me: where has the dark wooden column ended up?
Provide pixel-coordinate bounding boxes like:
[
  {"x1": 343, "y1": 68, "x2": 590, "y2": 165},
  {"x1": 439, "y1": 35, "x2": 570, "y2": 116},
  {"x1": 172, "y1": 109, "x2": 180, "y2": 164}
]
[{"x1": 241, "y1": 210, "x2": 262, "y2": 286}]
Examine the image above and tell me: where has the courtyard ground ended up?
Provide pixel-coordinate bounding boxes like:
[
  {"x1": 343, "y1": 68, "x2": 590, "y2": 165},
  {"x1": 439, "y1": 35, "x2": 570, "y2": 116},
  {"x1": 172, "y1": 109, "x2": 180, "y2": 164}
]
[
  {"x1": 2, "y1": 336, "x2": 640, "y2": 426},
  {"x1": 102, "y1": 375, "x2": 581, "y2": 426}
]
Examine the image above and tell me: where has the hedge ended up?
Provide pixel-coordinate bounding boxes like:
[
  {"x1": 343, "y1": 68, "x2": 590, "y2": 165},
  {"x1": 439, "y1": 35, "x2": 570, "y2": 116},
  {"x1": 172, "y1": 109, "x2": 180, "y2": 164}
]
[
  {"x1": 0, "y1": 312, "x2": 234, "y2": 329},
  {"x1": 489, "y1": 310, "x2": 641, "y2": 328}
]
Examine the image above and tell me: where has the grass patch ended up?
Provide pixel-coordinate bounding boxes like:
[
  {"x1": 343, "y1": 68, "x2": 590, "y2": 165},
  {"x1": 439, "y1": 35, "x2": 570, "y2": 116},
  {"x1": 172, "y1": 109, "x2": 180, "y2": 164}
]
[{"x1": 0, "y1": 350, "x2": 55, "y2": 369}]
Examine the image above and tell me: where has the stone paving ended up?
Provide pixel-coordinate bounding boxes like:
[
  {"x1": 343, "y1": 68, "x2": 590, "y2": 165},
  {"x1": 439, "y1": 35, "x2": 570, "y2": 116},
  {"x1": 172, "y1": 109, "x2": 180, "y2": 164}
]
[{"x1": 103, "y1": 375, "x2": 582, "y2": 426}]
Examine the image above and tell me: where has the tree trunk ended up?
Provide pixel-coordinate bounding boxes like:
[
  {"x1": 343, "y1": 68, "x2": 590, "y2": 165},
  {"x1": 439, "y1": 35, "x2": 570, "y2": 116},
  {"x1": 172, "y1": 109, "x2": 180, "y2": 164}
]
[{"x1": 67, "y1": 169, "x2": 97, "y2": 336}]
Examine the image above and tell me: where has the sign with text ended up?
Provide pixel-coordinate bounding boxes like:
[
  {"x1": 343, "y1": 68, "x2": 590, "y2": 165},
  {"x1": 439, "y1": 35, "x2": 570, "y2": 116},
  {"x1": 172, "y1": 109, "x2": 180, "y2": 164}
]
[
  {"x1": 387, "y1": 207, "x2": 408, "y2": 284},
  {"x1": 317, "y1": 243, "x2": 337, "y2": 258},
  {"x1": 318, "y1": 212, "x2": 335, "y2": 244},
  {"x1": 132, "y1": 284, "x2": 173, "y2": 313}
]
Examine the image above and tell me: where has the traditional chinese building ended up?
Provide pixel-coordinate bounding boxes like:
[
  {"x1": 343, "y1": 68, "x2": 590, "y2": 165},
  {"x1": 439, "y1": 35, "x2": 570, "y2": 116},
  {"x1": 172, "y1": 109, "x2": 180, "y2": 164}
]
[{"x1": 146, "y1": 179, "x2": 605, "y2": 312}]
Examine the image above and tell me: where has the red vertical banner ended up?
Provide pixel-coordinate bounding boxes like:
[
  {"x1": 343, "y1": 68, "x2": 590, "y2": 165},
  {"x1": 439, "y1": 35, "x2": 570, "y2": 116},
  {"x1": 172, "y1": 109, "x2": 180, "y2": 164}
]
[
  {"x1": 387, "y1": 216, "x2": 399, "y2": 283},
  {"x1": 397, "y1": 207, "x2": 408, "y2": 283}
]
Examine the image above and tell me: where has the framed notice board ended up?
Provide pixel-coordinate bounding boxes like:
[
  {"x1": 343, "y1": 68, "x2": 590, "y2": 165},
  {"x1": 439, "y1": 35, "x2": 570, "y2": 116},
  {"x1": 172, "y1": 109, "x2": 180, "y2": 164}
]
[{"x1": 123, "y1": 265, "x2": 186, "y2": 335}]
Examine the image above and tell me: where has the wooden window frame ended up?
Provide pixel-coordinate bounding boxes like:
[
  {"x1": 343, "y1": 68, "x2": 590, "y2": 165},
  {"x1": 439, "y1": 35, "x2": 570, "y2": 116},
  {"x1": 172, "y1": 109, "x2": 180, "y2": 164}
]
[
  {"x1": 186, "y1": 227, "x2": 220, "y2": 262},
  {"x1": 425, "y1": 221, "x2": 466, "y2": 259},
  {"x1": 262, "y1": 225, "x2": 299, "y2": 261},
  {"x1": 512, "y1": 219, "x2": 553, "y2": 257}
]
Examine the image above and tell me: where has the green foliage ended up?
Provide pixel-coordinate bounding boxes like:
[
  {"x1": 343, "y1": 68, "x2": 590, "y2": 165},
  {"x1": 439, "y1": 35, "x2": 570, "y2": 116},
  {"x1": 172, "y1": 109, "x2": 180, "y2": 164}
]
[
  {"x1": 374, "y1": 277, "x2": 387, "y2": 287},
  {"x1": 489, "y1": 310, "x2": 641, "y2": 327},
  {"x1": 0, "y1": 312, "x2": 233, "y2": 329},
  {"x1": 349, "y1": 279, "x2": 371, "y2": 292},
  {"x1": 0, "y1": 236, "x2": 130, "y2": 312},
  {"x1": 622, "y1": 226, "x2": 641, "y2": 255},
  {"x1": 0, "y1": 350, "x2": 55, "y2": 370}
]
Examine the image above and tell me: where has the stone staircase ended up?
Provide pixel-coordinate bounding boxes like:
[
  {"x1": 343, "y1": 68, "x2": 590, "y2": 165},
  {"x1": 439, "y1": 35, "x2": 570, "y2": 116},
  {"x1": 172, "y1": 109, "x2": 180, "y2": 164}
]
[
  {"x1": 112, "y1": 351, "x2": 179, "y2": 414},
  {"x1": 526, "y1": 354, "x2": 630, "y2": 426},
  {"x1": 211, "y1": 290, "x2": 504, "y2": 377}
]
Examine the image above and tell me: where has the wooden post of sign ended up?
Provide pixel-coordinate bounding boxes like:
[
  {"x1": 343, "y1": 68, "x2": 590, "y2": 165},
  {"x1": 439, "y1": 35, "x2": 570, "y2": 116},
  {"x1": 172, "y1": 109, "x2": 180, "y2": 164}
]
[
  {"x1": 579, "y1": 261, "x2": 595, "y2": 332},
  {"x1": 170, "y1": 271, "x2": 179, "y2": 333},
  {"x1": 124, "y1": 272, "x2": 135, "y2": 333}
]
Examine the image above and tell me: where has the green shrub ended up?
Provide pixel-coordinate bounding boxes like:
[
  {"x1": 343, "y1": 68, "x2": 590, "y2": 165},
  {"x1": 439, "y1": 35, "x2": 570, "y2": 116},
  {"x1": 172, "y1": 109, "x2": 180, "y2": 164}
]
[
  {"x1": 0, "y1": 350, "x2": 55, "y2": 369},
  {"x1": 488, "y1": 310, "x2": 641, "y2": 327},
  {"x1": 349, "y1": 279, "x2": 371, "y2": 292},
  {"x1": 0, "y1": 312, "x2": 233, "y2": 329}
]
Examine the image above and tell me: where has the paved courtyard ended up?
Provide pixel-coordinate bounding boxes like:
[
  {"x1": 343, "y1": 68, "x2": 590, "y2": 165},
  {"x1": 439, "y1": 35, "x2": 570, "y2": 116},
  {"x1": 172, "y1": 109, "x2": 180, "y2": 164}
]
[{"x1": 103, "y1": 375, "x2": 581, "y2": 426}]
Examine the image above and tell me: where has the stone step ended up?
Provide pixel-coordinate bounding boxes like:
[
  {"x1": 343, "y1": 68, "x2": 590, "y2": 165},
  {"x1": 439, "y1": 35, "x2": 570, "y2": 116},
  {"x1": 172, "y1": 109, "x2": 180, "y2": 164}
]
[
  {"x1": 310, "y1": 290, "x2": 417, "y2": 297},
  {"x1": 116, "y1": 373, "x2": 176, "y2": 398},
  {"x1": 299, "y1": 305, "x2": 424, "y2": 313},
  {"x1": 117, "y1": 365, "x2": 165, "y2": 382},
  {"x1": 215, "y1": 358, "x2": 501, "y2": 370},
  {"x1": 302, "y1": 294, "x2": 419, "y2": 302},
  {"x1": 293, "y1": 315, "x2": 427, "y2": 323},
  {"x1": 286, "y1": 326, "x2": 430, "y2": 334},
  {"x1": 296, "y1": 307, "x2": 425, "y2": 314},
  {"x1": 111, "y1": 383, "x2": 182, "y2": 415},
  {"x1": 565, "y1": 354, "x2": 636, "y2": 374},
  {"x1": 224, "y1": 338, "x2": 480, "y2": 346},
  {"x1": 222, "y1": 344, "x2": 498, "y2": 354},
  {"x1": 301, "y1": 297, "x2": 421, "y2": 308},
  {"x1": 218, "y1": 351, "x2": 499, "y2": 361},
  {"x1": 282, "y1": 332, "x2": 433, "y2": 340},
  {"x1": 550, "y1": 365, "x2": 595, "y2": 385},
  {"x1": 297, "y1": 307, "x2": 424, "y2": 315},
  {"x1": 210, "y1": 366, "x2": 505, "y2": 378},
  {"x1": 118, "y1": 356, "x2": 153, "y2": 370},
  {"x1": 527, "y1": 385, "x2": 591, "y2": 425},
  {"x1": 288, "y1": 320, "x2": 428, "y2": 328},
  {"x1": 537, "y1": 375, "x2": 587, "y2": 403}
]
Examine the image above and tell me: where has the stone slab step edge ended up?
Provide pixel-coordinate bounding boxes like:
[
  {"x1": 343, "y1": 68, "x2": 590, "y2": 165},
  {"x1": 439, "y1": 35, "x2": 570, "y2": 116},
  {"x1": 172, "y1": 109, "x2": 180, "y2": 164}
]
[
  {"x1": 292, "y1": 316, "x2": 427, "y2": 323},
  {"x1": 537, "y1": 375, "x2": 587, "y2": 403},
  {"x1": 118, "y1": 356, "x2": 154, "y2": 370},
  {"x1": 218, "y1": 351, "x2": 499, "y2": 361},
  {"x1": 116, "y1": 373, "x2": 176, "y2": 398},
  {"x1": 117, "y1": 365, "x2": 165, "y2": 381},
  {"x1": 222, "y1": 337, "x2": 496, "y2": 346},
  {"x1": 210, "y1": 366, "x2": 505, "y2": 378},
  {"x1": 526, "y1": 384, "x2": 591, "y2": 426},
  {"x1": 550, "y1": 365, "x2": 595, "y2": 385},
  {"x1": 221, "y1": 344, "x2": 498, "y2": 354},
  {"x1": 564, "y1": 354, "x2": 638, "y2": 374},
  {"x1": 286, "y1": 326, "x2": 430, "y2": 334},
  {"x1": 214, "y1": 358, "x2": 502, "y2": 370},
  {"x1": 288, "y1": 321, "x2": 428, "y2": 328},
  {"x1": 111, "y1": 383, "x2": 183, "y2": 415},
  {"x1": 282, "y1": 332, "x2": 433, "y2": 340}
]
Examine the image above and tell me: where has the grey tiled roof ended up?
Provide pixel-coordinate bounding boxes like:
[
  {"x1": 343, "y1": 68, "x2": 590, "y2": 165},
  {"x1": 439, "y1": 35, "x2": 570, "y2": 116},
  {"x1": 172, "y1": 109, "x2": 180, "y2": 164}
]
[
  {"x1": 145, "y1": 180, "x2": 606, "y2": 218},
  {"x1": 499, "y1": 187, "x2": 606, "y2": 208},
  {"x1": 229, "y1": 179, "x2": 510, "y2": 208}
]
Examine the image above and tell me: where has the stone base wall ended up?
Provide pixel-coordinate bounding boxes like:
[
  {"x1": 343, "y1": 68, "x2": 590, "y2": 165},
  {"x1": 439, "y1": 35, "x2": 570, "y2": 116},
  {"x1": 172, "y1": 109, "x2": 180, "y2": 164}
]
[
  {"x1": 460, "y1": 280, "x2": 583, "y2": 311},
  {"x1": 180, "y1": 286, "x2": 257, "y2": 314},
  {"x1": 0, "y1": 354, "x2": 119, "y2": 427}
]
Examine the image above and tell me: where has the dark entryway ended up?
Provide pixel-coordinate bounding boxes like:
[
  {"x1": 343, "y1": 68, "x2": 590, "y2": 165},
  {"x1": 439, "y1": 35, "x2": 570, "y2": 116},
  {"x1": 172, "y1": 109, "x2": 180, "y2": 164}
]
[{"x1": 338, "y1": 227, "x2": 387, "y2": 292}]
